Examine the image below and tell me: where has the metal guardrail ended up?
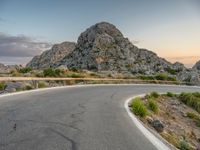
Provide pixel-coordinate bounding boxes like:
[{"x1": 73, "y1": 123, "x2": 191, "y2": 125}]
[
  {"x1": 0, "y1": 77, "x2": 185, "y2": 84},
  {"x1": 0, "y1": 77, "x2": 193, "y2": 90}
]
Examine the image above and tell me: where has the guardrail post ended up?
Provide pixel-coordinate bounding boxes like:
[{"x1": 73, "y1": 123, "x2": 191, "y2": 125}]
[{"x1": 33, "y1": 80, "x2": 38, "y2": 89}]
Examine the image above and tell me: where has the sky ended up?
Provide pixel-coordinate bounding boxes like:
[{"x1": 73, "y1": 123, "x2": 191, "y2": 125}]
[{"x1": 0, "y1": 0, "x2": 199, "y2": 67}]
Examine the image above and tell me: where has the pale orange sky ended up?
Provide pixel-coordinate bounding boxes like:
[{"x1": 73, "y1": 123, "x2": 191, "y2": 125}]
[{"x1": 131, "y1": 17, "x2": 200, "y2": 68}]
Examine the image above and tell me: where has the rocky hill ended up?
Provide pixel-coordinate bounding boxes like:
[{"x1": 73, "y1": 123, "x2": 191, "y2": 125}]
[
  {"x1": 55, "y1": 22, "x2": 186, "y2": 74},
  {"x1": 27, "y1": 42, "x2": 76, "y2": 69}
]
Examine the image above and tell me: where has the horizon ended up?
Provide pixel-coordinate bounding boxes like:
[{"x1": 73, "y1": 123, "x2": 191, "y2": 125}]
[{"x1": 0, "y1": 0, "x2": 199, "y2": 67}]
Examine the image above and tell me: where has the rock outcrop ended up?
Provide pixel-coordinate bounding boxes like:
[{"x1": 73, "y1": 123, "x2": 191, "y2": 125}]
[
  {"x1": 27, "y1": 42, "x2": 76, "y2": 69},
  {"x1": 177, "y1": 69, "x2": 200, "y2": 85},
  {"x1": 193, "y1": 60, "x2": 200, "y2": 71}
]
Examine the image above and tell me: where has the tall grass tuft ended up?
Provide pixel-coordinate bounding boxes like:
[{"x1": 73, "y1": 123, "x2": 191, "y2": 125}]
[{"x1": 131, "y1": 97, "x2": 148, "y2": 118}]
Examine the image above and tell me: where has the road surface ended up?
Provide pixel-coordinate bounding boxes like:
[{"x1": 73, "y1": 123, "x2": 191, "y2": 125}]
[{"x1": 0, "y1": 84, "x2": 199, "y2": 150}]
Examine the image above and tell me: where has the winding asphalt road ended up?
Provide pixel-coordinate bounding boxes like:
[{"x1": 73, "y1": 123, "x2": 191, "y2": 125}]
[{"x1": 0, "y1": 84, "x2": 199, "y2": 150}]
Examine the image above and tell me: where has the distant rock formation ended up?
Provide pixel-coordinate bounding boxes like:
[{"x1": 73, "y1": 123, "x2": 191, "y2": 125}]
[
  {"x1": 193, "y1": 60, "x2": 200, "y2": 70},
  {"x1": 0, "y1": 63, "x2": 20, "y2": 74},
  {"x1": 27, "y1": 42, "x2": 76, "y2": 69}
]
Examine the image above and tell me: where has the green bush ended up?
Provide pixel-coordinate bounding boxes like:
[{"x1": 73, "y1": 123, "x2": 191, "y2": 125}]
[
  {"x1": 131, "y1": 97, "x2": 148, "y2": 118},
  {"x1": 155, "y1": 74, "x2": 176, "y2": 81},
  {"x1": 193, "y1": 92, "x2": 200, "y2": 98},
  {"x1": 150, "y1": 91, "x2": 160, "y2": 99},
  {"x1": 166, "y1": 76, "x2": 177, "y2": 81},
  {"x1": 155, "y1": 74, "x2": 168, "y2": 80},
  {"x1": 70, "y1": 67, "x2": 78, "y2": 72},
  {"x1": 179, "y1": 92, "x2": 200, "y2": 113},
  {"x1": 148, "y1": 99, "x2": 159, "y2": 113},
  {"x1": 138, "y1": 75, "x2": 155, "y2": 80},
  {"x1": 187, "y1": 112, "x2": 198, "y2": 119},
  {"x1": 165, "y1": 68, "x2": 177, "y2": 75},
  {"x1": 187, "y1": 112, "x2": 200, "y2": 127},
  {"x1": 24, "y1": 85, "x2": 33, "y2": 90},
  {"x1": 43, "y1": 68, "x2": 57, "y2": 77},
  {"x1": 67, "y1": 73, "x2": 83, "y2": 78},
  {"x1": 179, "y1": 140, "x2": 190, "y2": 150},
  {"x1": 166, "y1": 92, "x2": 175, "y2": 97},
  {"x1": 0, "y1": 82, "x2": 6, "y2": 90},
  {"x1": 38, "y1": 82, "x2": 47, "y2": 88},
  {"x1": 18, "y1": 67, "x2": 32, "y2": 73},
  {"x1": 11, "y1": 70, "x2": 21, "y2": 77}
]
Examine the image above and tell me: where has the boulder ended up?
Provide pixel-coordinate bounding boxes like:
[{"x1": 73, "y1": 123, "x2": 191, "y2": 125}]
[{"x1": 151, "y1": 119, "x2": 164, "y2": 132}]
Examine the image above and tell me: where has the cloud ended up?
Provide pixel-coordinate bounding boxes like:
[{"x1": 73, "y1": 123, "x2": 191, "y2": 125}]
[{"x1": 0, "y1": 32, "x2": 52, "y2": 57}]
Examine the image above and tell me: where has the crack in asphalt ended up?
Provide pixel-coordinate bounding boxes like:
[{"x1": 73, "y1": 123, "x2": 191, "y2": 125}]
[
  {"x1": 48, "y1": 128, "x2": 77, "y2": 150},
  {"x1": 68, "y1": 102, "x2": 87, "y2": 133}
]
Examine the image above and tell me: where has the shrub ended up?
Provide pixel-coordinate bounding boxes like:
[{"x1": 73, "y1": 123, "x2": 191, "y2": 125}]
[
  {"x1": 193, "y1": 92, "x2": 200, "y2": 98},
  {"x1": 166, "y1": 76, "x2": 177, "y2": 81},
  {"x1": 131, "y1": 97, "x2": 148, "y2": 118},
  {"x1": 55, "y1": 69, "x2": 65, "y2": 76},
  {"x1": 70, "y1": 67, "x2": 78, "y2": 72},
  {"x1": 179, "y1": 92, "x2": 200, "y2": 113},
  {"x1": 90, "y1": 73, "x2": 99, "y2": 77},
  {"x1": 43, "y1": 68, "x2": 56, "y2": 77},
  {"x1": 0, "y1": 82, "x2": 6, "y2": 90},
  {"x1": 160, "y1": 132, "x2": 179, "y2": 148},
  {"x1": 38, "y1": 82, "x2": 47, "y2": 88},
  {"x1": 179, "y1": 140, "x2": 190, "y2": 150},
  {"x1": 155, "y1": 74, "x2": 168, "y2": 80},
  {"x1": 187, "y1": 112, "x2": 198, "y2": 119},
  {"x1": 18, "y1": 67, "x2": 32, "y2": 73},
  {"x1": 166, "y1": 92, "x2": 175, "y2": 97},
  {"x1": 148, "y1": 99, "x2": 159, "y2": 113},
  {"x1": 155, "y1": 74, "x2": 176, "y2": 81},
  {"x1": 138, "y1": 75, "x2": 155, "y2": 80},
  {"x1": 24, "y1": 85, "x2": 33, "y2": 90},
  {"x1": 165, "y1": 68, "x2": 177, "y2": 75},
  {"x1": 187, "y1": 112, "x2": 200, "y2": 127},
  {"x1": 11, "y1": 70, "x2": 21, "y2": 77},
  {"x1": 150, "y1": 92, "x2": 160, "y2": 99}
]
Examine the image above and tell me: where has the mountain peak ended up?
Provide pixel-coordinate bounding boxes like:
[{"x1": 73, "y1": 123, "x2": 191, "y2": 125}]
[{"x1": 77, "y1": 22, "x2": 123, "y2": 47}]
